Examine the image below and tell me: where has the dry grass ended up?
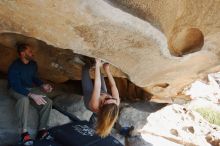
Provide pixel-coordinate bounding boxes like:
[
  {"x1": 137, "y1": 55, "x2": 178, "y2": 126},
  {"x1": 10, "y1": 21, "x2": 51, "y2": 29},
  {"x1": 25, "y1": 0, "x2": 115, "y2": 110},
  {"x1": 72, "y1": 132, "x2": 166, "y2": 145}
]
[{"x1": 196, "y1": 108, "x2": 220, "y2": 126}]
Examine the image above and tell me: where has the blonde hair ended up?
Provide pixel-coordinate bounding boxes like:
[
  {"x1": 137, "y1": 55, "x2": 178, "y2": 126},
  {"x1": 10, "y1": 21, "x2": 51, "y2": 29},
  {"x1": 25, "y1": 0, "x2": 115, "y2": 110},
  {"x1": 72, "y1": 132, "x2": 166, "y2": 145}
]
[{"x1": 96, "y1": 103, "x2": 119, "y2": 138}]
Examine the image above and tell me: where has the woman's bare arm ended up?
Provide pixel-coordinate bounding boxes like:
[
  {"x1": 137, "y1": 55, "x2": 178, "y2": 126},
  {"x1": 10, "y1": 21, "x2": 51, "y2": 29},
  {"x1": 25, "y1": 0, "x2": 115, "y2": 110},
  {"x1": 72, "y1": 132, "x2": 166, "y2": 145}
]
[
  {"x1": 88, "y1": 59, "x2": 102, "y2": 112},
  {"x1": 103, "y1": 63, "x2": 120, "y2": 105}
]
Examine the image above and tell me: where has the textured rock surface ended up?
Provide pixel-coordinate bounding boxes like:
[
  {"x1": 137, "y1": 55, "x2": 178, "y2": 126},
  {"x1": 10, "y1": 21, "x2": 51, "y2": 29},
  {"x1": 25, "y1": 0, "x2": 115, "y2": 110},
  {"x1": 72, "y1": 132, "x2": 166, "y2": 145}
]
[
  {"x1": 117, "y1": 100, "x2": 220, "y2": 145},
  {"x1": 53, "y1": 93, "x2": 93, "y2": 121},
  {"x1": 1, "y1": 0, "x2": 220, "y2": 101},
  {"x1": 48, "y1": 109, "x2": 71, "y2": 128},
  {"x1": 168, "y1": 28, "x2": 204, "y2": 56},
  {"x1": 118, "y1": 102, "x2": 166, "y2": 131},
  {"x1": 206, "y1": 131, "x2": 220, "y2": 146},
  {"x1": 141, "y1": 104, "x2": 220, "y2": 146}
]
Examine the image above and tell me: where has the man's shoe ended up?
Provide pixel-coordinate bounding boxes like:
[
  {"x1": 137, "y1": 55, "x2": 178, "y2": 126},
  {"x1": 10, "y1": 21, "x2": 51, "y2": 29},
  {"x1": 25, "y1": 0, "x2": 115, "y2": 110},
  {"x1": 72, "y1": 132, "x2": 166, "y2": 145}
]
[
  {"x1": 36, "y1": 129, "x2": 54, "y2": 140},
  {"x1": 19, "y1": 132, "x2": 33, "y2": 146}
]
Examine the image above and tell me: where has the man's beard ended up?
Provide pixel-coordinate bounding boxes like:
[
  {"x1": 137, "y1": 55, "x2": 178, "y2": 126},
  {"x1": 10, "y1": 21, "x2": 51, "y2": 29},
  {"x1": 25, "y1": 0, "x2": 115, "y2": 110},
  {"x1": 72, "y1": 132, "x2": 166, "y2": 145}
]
[{"x1": 24, "y1": 54, "x2": 33, "y2": 61}]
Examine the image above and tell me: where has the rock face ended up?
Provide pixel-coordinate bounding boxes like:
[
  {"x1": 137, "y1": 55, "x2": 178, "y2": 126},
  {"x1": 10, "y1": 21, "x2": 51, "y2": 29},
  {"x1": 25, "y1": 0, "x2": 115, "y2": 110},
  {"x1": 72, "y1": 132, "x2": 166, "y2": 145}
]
[
  {"x1": 206, "y1": 131, "x2": 220, "y2": 146},
  {"x1": 0, "y1": 0, "x2": 220, "y2": 101},
  {"x1": 141, "y1": 104, "x2": 220, "y2": 146},
  {"x1": 48, "y1": 109, "x2": 71, "y2": 128},
  {"x1": 118, "y1": 102, "x2": 166, "y2": 130},
  {"x1": 169, "y1": 28, "x2": 204, "y2": 56},
  {"x1": 117, "y1": 100, "x2": 220, "y2": 145},
  {"x1": 53, "y1": 93, "x2": 93, "y2": 121}
]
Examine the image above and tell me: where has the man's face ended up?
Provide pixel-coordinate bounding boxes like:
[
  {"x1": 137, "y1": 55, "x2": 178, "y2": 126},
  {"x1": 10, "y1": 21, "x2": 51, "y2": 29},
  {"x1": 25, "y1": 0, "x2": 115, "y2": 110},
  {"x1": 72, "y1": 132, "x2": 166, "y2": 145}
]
[{"x1": 21, "y1": 47, "x2": 34, "y2": 61}]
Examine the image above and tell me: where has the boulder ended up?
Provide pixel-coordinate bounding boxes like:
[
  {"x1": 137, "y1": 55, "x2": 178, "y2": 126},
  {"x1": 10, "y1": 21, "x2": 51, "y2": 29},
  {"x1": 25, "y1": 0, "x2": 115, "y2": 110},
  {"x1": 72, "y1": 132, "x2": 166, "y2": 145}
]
[
  {"x1": 53, "y1": 93, "x2": 93, "y2": 121},
  {"x1": 118, "y1": 102, "x2": 166, "y2": 132},
  {"x1": 141, "y1": 104, "x2": 220, "y2": 146},
  {"x1": 1, "y1": 0, "x2": 220, "y2": 101}
]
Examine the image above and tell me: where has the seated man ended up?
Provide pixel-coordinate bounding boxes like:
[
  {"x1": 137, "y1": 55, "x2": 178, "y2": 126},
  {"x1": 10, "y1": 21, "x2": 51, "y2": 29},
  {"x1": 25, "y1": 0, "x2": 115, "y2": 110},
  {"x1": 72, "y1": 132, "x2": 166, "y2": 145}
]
[{"x1": 8, "y1": 43, "x2": 53, "y2": 146}]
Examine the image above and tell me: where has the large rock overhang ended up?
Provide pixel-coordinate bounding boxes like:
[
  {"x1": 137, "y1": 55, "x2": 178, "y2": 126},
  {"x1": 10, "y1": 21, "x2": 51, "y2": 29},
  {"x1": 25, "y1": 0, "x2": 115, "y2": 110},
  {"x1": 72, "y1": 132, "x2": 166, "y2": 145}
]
[{"x1": 1, "y1": 0, "x2": 220, "y2": 102}]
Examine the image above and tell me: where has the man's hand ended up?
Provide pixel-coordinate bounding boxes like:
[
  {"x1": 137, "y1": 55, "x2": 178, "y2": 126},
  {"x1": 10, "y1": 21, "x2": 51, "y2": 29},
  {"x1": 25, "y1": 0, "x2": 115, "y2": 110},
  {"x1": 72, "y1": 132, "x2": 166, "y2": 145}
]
[
  {"x1": 42, "y1": 84, "x2": 53, "y2": 93},
  {"x1": 28, "y1": 93, "x2": 47, "y2": 105}
]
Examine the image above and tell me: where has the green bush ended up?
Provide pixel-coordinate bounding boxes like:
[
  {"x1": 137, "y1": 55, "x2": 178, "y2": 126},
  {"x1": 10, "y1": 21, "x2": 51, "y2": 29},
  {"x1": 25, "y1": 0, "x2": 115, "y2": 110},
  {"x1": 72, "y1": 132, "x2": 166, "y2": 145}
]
[{"x1": 196, "y1": 108, "x2": 220, "y2": 126}]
